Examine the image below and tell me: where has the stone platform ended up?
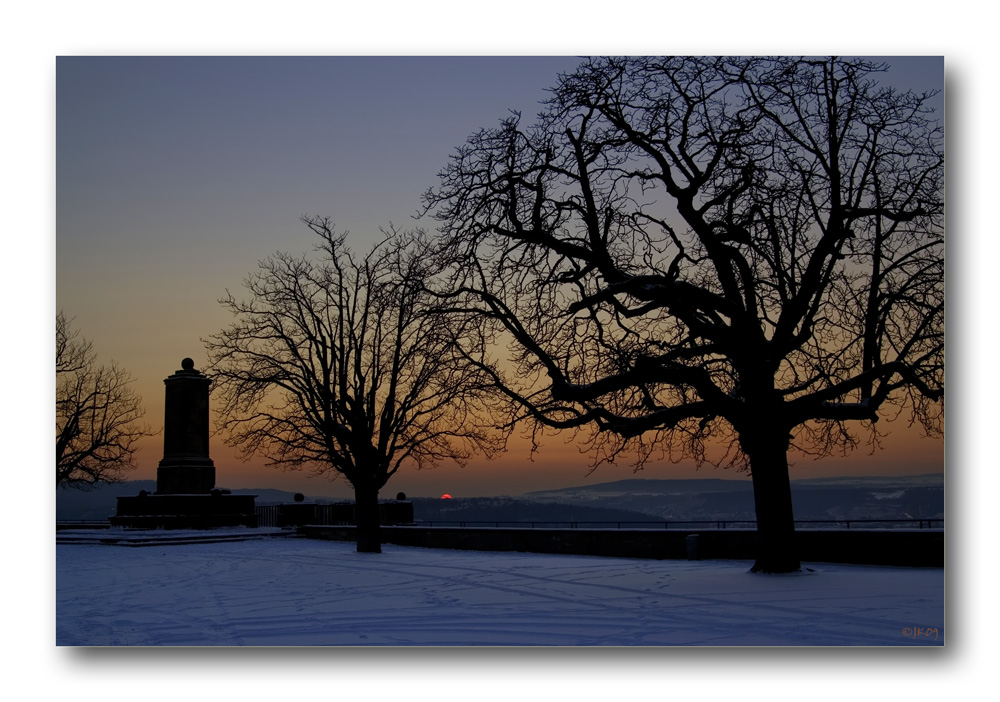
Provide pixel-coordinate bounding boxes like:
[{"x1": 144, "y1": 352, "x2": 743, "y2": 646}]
[
  {"x1": 58, "y1": 527, "x2": 288, "y2": 546},
  {"x1": 111, "y1": 493, "x2": 258, "y2": 529}
]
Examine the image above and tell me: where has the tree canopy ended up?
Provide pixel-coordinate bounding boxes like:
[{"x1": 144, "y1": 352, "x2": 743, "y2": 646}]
[
  {"x1": 423, "y1": 56, "x2": 943, "y2": 571},
  {"x1": 56, "y1": 312, "x2": 153, "y2": 488},
  {"x1": 206, "y1": 220, "x2": 503, "y2": 551}
]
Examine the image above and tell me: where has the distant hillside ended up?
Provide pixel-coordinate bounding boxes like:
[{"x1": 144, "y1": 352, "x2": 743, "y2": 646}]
[
  {"x1": 56, "y1": 474, "x2": 944, "y2": 523},
  {"x1": 409, "y1": 496, "x2": 658, "y2": 524},
  {"x1": 57, "y1": 481, "x2": 157, "y2": 521},
  {"x1": 524, "y1": 475, "x2": 944, "y2": 521}
]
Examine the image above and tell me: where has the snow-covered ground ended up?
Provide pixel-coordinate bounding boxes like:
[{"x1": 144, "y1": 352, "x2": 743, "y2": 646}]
[{"x1": 57, "y1": 532, "x2": 943, "y2": 646}]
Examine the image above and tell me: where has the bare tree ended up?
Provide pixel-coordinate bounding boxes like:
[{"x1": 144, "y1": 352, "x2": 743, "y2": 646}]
[
  {"x1": 205, "y1": 219, "x2": 503, "y2": 552},
  {"x1": 422, "y1": 57, "x2": 943, "y2": 572},
  {"x1": 56, "y1": 312, "x2": 153, "y2": 488}
]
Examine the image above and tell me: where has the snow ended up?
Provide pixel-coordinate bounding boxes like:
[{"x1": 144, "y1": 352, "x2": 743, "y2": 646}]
[
  {"x1": 57, "y1": 532, "x2": 943, "y2": 647},
  {"x1": 873, "y1": 490, "x2": 907, "y2": 500}
]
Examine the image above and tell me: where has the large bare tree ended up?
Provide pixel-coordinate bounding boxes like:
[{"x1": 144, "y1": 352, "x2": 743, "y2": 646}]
[
  {"x1": 423, "y1": 56, "x2": 944, "y2": 572},
  {"x1": 206, "y1": 219, "x2": 502, "y2": 552},
  {"x1": 56, "y1": 312, "x2": 153, "y2": 488}
]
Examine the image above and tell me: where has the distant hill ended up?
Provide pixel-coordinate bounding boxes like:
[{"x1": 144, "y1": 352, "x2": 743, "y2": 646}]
[
  {"x1": 524, "y1": 478, "x2": 758, "y2": 521},
  {"x1": 523, "y1": 474, "x2": 944, "y2": 521},
  {"x1": 409, "y1": 496, "x2": 658, "y2": 525},
  {"x1": 56, "y1": 474, "x2": 943, "y2": 523},
  {"x1": 57, "y1": 481, "x2": 157, "y2": 521}
]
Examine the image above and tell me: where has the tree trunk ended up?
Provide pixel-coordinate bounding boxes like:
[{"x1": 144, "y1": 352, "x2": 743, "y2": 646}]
[
  {"x1": 744, "y1": 431, "x2": 801, "y2": 573},
  {"x1": 353, "y1": 483, "x2": 382, "y2": 553}
]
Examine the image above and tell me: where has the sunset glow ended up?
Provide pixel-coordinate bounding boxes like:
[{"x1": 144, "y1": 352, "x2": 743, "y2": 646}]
[{"x1": 56, "y1": 56, "x2": 945, "y2": 499}]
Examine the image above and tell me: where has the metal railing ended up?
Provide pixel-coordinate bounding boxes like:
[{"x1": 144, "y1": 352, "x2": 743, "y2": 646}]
[
  {"x1": 255, "y1": 506, "x2": 279, "y2": 527},
  {"x1": 55, "y1": 520, "x2": 114, "y2": 530},
  {"x1": 409, "y1": 518, "x2": 943, "y2": 530},
  {"x1": 254, "y1": 504, "x2": 367, "y2": 528},
  {"x1": 59, "y1": 511, "x2": 944, "y2": 531}
]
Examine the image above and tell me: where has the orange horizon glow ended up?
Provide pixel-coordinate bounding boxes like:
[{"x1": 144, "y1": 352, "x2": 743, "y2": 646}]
[{"x1": 112, "y1": 390, "x2": 943, "y2": 500}]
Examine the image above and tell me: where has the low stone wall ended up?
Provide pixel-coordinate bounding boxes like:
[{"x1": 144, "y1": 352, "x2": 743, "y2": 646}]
[
  {"x1": 792, "y1": 529, "x2": 944, "y2": 567},
  {"x1": 297, "y1": 525, "x2": 943, "y2": 567},
  {"x1": 111, "y1": 493, "x2": 259, "y2": 529}
]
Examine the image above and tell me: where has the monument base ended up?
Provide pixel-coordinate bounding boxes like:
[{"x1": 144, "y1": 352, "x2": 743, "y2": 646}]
[
  {"x1": 156, "y1": 458, "x2": 216, "y2": 494},
  {"x1": 111, "y1": 493, "x2": 258, "y2": 529}
]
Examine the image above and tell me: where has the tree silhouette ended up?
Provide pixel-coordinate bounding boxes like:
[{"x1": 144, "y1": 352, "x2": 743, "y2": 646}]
[
  {"x1": 423, "y1": 57, "x2": 943, "y2": 572},
  {"x1": 56, "y1": 312, "x2": 153, "y2": 488},
  {"x1": 205, "y1": 219, "x2": 502, "y2": 552}
]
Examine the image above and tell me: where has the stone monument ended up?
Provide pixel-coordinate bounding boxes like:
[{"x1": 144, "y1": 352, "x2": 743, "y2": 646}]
[
  {"x1": 156, "y1": 357, "x2": 215, "y2": 494},
  {"x1": 111, "y1": 358, "x2": 257, "y2": 529}
]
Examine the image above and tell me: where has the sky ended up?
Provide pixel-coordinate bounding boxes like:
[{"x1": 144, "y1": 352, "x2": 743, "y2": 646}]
[{"x1": 54, "y1": 55, "x2": 947, "y2": 499}]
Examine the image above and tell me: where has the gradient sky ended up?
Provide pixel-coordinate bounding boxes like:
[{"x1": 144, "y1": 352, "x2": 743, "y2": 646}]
[{"x1": 56, "y1": 56, "x2": 944, "y2": 498}]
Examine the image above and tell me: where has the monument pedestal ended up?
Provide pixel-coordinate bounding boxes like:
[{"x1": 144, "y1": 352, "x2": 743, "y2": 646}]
[
  {"x1": 156, "y1": 457, "x2": 216, "y2": 494},
  {"x1": 113, "y1": 358, "x2": 257, "y2": 529}
]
